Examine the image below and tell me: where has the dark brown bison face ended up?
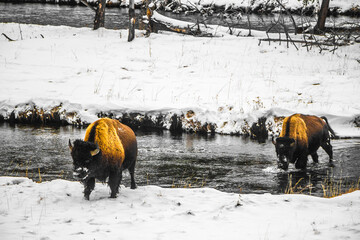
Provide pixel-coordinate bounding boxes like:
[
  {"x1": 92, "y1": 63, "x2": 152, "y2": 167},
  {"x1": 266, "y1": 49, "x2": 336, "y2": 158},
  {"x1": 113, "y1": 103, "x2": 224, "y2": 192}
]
[
  {"x1": 273, "y1": 137, "x2": 295, "y2": 170},
  {"x1": 69, "y1": 139, "x2": 100, "y2": 180}
]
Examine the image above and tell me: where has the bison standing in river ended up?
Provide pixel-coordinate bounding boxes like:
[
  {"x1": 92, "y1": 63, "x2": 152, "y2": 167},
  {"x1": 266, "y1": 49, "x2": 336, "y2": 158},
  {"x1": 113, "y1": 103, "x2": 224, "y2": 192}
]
[
  {"x1": 69, "y1": 118, "x2": 137, "y2": 200},
  {"x1": 273, "y1": 114, "x2": 336, "y2": 170}
]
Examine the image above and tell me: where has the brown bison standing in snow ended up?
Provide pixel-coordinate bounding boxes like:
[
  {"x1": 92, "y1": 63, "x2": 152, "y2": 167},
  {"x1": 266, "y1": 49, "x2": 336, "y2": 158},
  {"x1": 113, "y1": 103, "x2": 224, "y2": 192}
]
[
  {"x1": 273, "y1": 114, "x2": 336, "y2": 170},
  {"x1": 69, "y1": 118, "x2": 137, "y2": 200}
]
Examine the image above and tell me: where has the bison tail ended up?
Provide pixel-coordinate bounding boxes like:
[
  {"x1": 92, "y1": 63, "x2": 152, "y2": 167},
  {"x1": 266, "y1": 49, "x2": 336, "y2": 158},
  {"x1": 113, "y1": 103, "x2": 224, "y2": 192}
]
[{"x1": 321, "y1": 116, "x2": 338, "y2": 139}]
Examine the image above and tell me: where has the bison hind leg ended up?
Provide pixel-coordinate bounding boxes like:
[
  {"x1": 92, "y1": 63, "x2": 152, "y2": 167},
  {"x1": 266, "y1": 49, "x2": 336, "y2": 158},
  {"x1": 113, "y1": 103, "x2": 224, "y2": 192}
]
[
  {"x1": 322, "y1": 142, "x2": 335, "y2": 167},
  {"x1": 108, "y1": 170, "x2": 122, "y2": 198},
  {"x1": 321, "y1": 141, "x2": 333, "y2": 162},
  {"x1": 311, "y1": 152, "x2": 319, "y2": 163},
  {"x1": 128, "y1": 161, "x2": 137, "y2": 190}
]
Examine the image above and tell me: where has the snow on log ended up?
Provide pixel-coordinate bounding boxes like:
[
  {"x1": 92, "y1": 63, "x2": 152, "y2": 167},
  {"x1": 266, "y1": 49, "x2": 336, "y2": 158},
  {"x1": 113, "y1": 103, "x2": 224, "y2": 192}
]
[{"x1": 149, "y1": 10, "x2": 224, "y2": 37}]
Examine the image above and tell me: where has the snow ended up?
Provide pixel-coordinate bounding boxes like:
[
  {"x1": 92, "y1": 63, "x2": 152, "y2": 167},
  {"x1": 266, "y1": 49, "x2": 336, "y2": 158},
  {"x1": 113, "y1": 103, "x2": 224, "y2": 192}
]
[
  {"x1": 1, "y1": 22, "x2": 359, "y2": 136},
  {"x1": 1, "y1": 12, "x2": 360, "y2": 239},
  {"x1": 0, "y1": 176, "x2": 359, "y2": 239}
]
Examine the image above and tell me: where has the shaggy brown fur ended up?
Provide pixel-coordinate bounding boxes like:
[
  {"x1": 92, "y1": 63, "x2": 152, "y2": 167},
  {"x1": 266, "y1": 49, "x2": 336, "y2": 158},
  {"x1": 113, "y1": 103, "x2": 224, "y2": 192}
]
[
  {"x1": 70, "y1": 118, "x2": 137, "y2": 200},
  {"x1": 280, "y1": 114, "x2": 309, "y2": 149},
  {"x1": 274, "y1": 114, "x2": 334, "y2": 170},
  {"x1": 84, "y1": 118, "x2": 136, "y2": 168}
]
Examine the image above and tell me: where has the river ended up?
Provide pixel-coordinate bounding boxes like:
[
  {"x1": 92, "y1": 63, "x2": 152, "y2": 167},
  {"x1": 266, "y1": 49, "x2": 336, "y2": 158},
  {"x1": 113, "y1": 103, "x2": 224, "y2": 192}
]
[
  {"x1": 1, "y1": 123, "x2": 359, "y2": 197},
  {"x1": 1, "y1": 2, "x2": 358, "y2": 32},
  {"x1": 1, "y1": 3, "x2": 359, "y2": 196}
]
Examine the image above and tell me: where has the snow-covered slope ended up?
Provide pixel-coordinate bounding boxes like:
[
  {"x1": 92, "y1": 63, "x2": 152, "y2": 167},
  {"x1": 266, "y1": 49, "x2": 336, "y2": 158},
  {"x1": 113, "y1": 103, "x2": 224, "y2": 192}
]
[
  {"x1": 1, "y1": 23, "x2": 359, "y2": 136},
  {"x1": 0, "y1": 177, "x2": 359, "y2": 240}
]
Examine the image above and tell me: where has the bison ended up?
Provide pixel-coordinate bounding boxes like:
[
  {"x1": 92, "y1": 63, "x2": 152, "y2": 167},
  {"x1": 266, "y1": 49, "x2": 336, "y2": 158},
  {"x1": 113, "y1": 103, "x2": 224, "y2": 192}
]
[
  {"x1": 273, "y1": 114, "x2": 336, "y2": 170},
  {"x1": 69, "y1": 118, "x2": 137, "y2": 200}
]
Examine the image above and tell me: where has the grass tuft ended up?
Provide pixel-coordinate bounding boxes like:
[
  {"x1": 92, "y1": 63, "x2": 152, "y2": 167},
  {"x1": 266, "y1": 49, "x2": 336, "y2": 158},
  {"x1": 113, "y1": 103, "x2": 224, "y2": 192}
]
[
  {"x1": 285, "y1": 174, "x2": 360, "y2": 198},
  {"x1": 285, "y1": 174, "x2": 313, "y2": 195},
  {"x1": 36, "y1": 168, "x2": 42, "y2": 183},
  {"x1": 171, "y1": 176, "x2": 206, "y2": 189},
  {"x1": 321, "y1": 177, "x2": 360, "y2": 198}
]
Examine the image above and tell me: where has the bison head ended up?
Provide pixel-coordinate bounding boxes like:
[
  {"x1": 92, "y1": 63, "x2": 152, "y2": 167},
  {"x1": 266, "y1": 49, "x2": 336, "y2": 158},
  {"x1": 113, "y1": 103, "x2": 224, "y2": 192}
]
[
  {"x1": 69, "y1": 139, "x2": 100, "y2": 180},
  {"x1": 273, "y1": 137, "x2": 295, "y2": 170}
]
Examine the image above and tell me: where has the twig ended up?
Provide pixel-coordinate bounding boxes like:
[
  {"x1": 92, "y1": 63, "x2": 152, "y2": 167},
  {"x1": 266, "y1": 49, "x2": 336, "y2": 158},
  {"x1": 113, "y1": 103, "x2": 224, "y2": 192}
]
[
  {"x1": 1, "y1": 33, "x2": 15, "y2": 41},
  {"x1": 18, "y1": 24, "x2": 23, "y2": 40},
  {"x1": 259, "y1": 38, "x2": 348, "y2": 47},
  {"x1": 275, "y1": 0, "x2": 298, "y2": 34}
]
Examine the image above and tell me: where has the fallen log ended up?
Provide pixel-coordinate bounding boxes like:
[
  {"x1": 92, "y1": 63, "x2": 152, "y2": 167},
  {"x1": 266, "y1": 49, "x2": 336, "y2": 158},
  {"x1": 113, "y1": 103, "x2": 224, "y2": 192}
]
[
  {"x1": 258, "y1": 38, "x2": 349, "y2": 52},
  {"x1": 258, "y1": 38, "x2": 349, "y2": 47},
  {"x1": 147, "y1": 10, "x2": 217, "y2": 37}
]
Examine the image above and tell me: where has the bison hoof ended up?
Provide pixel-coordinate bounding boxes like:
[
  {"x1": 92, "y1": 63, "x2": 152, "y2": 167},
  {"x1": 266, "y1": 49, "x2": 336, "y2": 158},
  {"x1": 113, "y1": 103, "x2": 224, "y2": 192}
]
[
  {"x1": 84, "y1": 195, "x2": 90, "y2": 201},
  {"x1": 278, "y1": 163, "x2": 288, "y2": 171}
]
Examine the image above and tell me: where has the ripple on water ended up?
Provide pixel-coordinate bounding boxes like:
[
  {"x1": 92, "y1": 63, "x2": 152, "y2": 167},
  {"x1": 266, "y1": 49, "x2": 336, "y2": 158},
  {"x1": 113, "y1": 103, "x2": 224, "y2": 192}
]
[{"x1": 0, "y1": 123, "x2": 359, "y2": 196}]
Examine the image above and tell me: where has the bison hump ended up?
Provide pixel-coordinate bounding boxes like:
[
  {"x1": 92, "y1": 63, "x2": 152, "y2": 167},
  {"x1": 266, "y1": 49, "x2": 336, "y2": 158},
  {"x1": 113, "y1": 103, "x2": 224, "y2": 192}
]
[
  {"x1": 280, "y1": 114, "x2": 308, "y2": 148},
  {"x1": 85, "y1": 118, "x2": 125, "y2": 167}
]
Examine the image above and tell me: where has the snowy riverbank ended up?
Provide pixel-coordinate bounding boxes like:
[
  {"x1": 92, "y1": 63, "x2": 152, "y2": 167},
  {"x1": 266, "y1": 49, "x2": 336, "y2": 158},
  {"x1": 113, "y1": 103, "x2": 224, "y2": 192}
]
[
  {"x1": 0, "y1": 176, "x2": 359, "y2": 239},
  {"x1": 1, "y1": 22, "x2": 360, "y2": 137}
]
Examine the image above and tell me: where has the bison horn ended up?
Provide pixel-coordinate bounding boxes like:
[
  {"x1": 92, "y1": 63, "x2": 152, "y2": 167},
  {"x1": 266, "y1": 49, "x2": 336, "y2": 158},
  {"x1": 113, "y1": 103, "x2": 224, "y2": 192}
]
[
  {"x1": 68, "y1": 139, "x2": 73, "y2": 151},
  {"x1": 272, "y1": 136, "x2": 276, "y2": 145},
  {"x1": 90, "y1": 148, "x2": 100, "y2": 156}
]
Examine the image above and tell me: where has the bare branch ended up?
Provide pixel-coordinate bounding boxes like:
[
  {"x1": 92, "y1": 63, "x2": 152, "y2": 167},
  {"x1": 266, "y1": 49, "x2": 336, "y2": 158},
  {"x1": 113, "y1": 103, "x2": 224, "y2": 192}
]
[{"x1": 1, "y1": 33, "x2": 15, "y2": 41}]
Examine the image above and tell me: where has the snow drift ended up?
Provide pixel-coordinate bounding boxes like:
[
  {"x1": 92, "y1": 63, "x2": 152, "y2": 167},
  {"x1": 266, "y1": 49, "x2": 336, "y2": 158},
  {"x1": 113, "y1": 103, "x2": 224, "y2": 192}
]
[
  {"x1": 1, "y1": 23, "x2": 359, "y2": 137},
  {"x1": 0, "y1": 176, "x2": 359, "y2": 239}
]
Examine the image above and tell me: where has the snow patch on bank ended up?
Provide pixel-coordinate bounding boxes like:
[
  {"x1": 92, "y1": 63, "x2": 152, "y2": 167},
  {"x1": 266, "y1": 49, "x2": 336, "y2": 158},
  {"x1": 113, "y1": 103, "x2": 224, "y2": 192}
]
[
  {"x1": 0, "y1": 176, "x2": 360, "y2": 239},
  {"x1": 0, "y1": 23, "x2": 359, "y2": 137}
]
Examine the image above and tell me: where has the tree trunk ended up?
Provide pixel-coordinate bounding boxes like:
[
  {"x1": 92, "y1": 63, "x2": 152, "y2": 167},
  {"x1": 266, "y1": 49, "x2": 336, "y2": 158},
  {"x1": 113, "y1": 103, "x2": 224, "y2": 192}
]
[
  {"x1": 315, "y1": 0, "x2": 330, "y2": 33},
  {"x1": 94, "y1": 0, "x2": 106, "y2": 30},
  {"x1": 128, "y1": 0, "x2": 135, "y2": 41}
]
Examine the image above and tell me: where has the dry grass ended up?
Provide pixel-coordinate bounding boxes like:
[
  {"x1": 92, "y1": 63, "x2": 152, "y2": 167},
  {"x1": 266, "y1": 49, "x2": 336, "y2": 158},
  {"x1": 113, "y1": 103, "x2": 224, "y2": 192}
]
[
  {"x1": 36, "y1": 168, "x2": 42, "y2": 183},
  {"x1": 171, "y1": 176, "x2": 206, "y2": 189},
  {"x1": 285, "y1": 174, "x2": 313, "y2": 195},
  {"x1": 321, "y1": 177, "x2": 360, "y2": 198},
  {"x1": 285, "y1": 174, "x2": 360, "y2": 198}
]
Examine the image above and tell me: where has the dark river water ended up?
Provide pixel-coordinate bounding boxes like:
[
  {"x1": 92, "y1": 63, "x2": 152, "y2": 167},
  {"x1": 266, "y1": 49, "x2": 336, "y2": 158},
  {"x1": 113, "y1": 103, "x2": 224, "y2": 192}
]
[
  {"x1": 0, "y1": 123, "x2": 359, "y2": 197},
  {"x1": 1, "y1": 3, "x2": 359, "y2": 196},
  {"x1": 1, "y1": 2, "x2": 358, "y2": 32}
]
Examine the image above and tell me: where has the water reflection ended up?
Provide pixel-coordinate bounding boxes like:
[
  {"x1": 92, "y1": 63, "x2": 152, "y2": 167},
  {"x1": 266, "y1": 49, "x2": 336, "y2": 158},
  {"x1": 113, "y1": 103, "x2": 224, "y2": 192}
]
[
  {"x1": 0, "y1": 3, "x2": 136, "y2": 29},
  {"x1": 0, "y1": 122, "x2": 359, "y2": 197},
  {"x1": 1, "y1": 2, "x2": 358, "y2": 33}
]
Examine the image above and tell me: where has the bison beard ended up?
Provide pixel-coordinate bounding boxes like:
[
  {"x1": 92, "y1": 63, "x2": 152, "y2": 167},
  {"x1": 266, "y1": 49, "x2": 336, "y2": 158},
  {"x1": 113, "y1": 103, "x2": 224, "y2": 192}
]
[
  {"x1": 69, "y1": 118, "x2": 137, "y2": 200},
  {"x1": 273, "y1": 114, "x2": 335, "y2": 170}
]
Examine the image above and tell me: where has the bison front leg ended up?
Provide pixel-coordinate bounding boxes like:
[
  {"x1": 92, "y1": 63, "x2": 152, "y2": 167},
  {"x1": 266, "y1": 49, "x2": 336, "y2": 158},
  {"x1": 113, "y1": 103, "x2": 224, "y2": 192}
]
[
  {"x1": 83, "y1": 177, "x2": 95, "y2": 200},
  {"x1": 295, "y1": 153, "x2": 308, "y2": 170},
  {"x1": 109, "y1": 170, "x2": 122, "y2": 198}
]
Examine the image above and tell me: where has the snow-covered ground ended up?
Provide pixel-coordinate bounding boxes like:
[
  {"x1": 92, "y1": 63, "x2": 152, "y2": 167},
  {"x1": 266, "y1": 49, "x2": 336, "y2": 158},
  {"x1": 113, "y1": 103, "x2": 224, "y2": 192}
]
[
  {"x1": 1, "y1": 11, "x2": 360, "y2": 240},
  {"x1": 0, "y1": 176, "x2": 359, "y2": 239},
  {"x1": 0, "y1": 22, "x2": 359, "y2": 136}
]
